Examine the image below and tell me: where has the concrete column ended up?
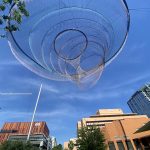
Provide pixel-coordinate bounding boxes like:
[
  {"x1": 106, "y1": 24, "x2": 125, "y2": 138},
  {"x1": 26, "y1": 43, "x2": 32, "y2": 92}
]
[
  {"x1": 130, "y1": 139, "x2": 137, "y2": 150},
  {"x1": 114, "y1": 141, "x2": 119, "y2": 150},
  {"x1": 122, "y1": 140, "x2": 127, "y2": 150}
]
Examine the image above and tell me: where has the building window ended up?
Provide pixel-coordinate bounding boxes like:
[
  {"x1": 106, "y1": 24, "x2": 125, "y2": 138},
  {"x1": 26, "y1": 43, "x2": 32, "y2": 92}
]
[
  {"x1": 117, "y1": 141, "x2": 125, "y2": 150},
  {"x1": 108, "y1": 142, "x2": 116, "y2": 150},
  {"x1": 133, "y1": 139, "x2": 142, "y2": 150},
  {"x1": 125, "y1": 140, "x2": 134, "y2": 150}
]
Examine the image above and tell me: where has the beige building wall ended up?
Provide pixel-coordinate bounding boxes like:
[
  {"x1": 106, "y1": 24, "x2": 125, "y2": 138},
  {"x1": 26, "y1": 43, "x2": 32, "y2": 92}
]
[
  {"x1": 96, "y1": 109, "x2": 123, "y2": 115},
  {"x1": 64, "y1": 138, "x2": 77, "y2": 150},
  {"x1": 65, "y1": 109, "x2": 150, "y2": 150},
  {"x1": 77, "y1": 112, "x2": 147, "y2": 129}
]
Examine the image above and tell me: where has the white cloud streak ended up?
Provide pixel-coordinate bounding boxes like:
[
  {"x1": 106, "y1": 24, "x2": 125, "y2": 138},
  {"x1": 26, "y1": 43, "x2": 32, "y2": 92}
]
[
  {"x1": 105, "y1": 72, "x2": 150, "y2": 90},
  {"x1": 17, "y1": 77, "x2": 60, "y2": 94},
  {"x1": 60, "y1": 89, "x2": 133, "y2": 102},
  {"x1": 58, "y1": 73, "x2": 150, "y2": 102},
  {"x1": 0, "y1": 105, "x2": 82, "y2": 119},
  {"x1": 0, "y1": 60, "x2": 20, "y2": 66},
  {"x1": 0, "y1": 92, "x2": 32, "y2": 96}
]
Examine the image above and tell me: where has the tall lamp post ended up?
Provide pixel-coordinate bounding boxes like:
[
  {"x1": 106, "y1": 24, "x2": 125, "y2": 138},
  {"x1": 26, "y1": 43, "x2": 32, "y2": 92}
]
[{"x1": 27, "y1": 84, "x2": 43, "y2": 141}]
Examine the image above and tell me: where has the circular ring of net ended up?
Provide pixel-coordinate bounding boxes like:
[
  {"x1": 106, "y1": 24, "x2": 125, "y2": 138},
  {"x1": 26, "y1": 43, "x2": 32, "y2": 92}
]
[
  {"x1": 54, "y1": 29, "x2": 88, "y2": 60},
  {"x1": 7, "y1": 0, "x2": 130, "y2": 86}
]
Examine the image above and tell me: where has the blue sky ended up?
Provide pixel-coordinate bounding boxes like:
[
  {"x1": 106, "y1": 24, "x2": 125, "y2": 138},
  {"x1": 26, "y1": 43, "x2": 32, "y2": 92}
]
[{"x1": 0, "y1": 0, "x2": 150, "y2": 145}]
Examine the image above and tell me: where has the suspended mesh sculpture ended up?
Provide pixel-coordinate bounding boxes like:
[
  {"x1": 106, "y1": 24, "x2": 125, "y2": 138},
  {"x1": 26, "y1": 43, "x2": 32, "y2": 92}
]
[{"x1": 7, "y1": 0, "x2": 130, "y2": 86}]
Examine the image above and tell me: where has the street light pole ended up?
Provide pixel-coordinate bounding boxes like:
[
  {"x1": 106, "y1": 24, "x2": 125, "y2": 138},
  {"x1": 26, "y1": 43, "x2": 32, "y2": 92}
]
[{"x1": 27, "y1": 84, "x2": 43, "y2": 141}]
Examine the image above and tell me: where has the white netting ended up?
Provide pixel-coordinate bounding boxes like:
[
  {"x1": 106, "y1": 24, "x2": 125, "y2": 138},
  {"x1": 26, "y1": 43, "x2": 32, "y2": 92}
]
[{"x1": 7, "y1": 0, "x2": 130, "y2": 86}]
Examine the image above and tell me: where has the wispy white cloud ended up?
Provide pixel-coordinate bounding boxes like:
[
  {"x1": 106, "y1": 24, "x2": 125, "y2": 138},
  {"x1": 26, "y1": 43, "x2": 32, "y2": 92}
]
[
  {"x1": 0, "y1": 60, "x2": 21, "y2": 72},
  {"x1": 105, "y1": 72, "x2": 150, "y2": 90},
  {"x1": 43, "y1": 83, "x2": 60, "y2": 94},
  {"x1": 17, "y1": 77, "x2": 60, "y2": 94},
  {"x1": 58, "y1": 73, "x2": 150, "y2": 102},
  {"x1": 117, "y1": 42, "x2": 146, "y2": 64},
  {"x1": 0, "y1": 92, "x2": 32, "y2": 96},
  {"x1": 128, "y1": 42, "x2": 146, "y2": 53},
  {"x1": 0, "y1": 60, "x2": 20, "y2": 66},
  {"x1": 0, "y1": 105, "x2": 82, "y2": 119},
  {"x1": 59, "y1": 88, "x2": 134, "y2": 102}
]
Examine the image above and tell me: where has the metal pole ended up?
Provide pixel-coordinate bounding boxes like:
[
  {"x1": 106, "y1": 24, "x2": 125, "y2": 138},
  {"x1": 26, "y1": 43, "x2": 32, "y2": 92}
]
[{"x1": 27, "y1": 84, "x2": 43, "y2": 141}]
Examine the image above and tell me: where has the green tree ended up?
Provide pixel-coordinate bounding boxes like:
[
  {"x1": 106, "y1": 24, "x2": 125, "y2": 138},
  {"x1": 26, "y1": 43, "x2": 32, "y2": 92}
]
[
  {"x1": 76, "y1": 126, "x2": 106, "y2": 150},
  {"x1": 52, "y1": 144, "x2": 63, "y2": 150},
  {"x1": 0, "y1": 141, "x2": 38, "y2": 150},
  {"x1": 0, "y1": 0, "x2": 29, "y2": 38},
  {"x1": 68, "y1": 141, "x2": 74, "y2": 150}
]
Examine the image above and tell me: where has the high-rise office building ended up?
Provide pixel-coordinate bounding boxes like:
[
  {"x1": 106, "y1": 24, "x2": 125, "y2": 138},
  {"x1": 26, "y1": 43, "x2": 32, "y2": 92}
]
[{"x1": 128, "y1": 84, "x2": 150, "y2": 117}]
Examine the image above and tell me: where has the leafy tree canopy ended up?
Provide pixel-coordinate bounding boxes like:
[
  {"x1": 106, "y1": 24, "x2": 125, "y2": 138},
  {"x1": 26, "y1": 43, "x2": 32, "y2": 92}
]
[
  {"x1": 0, "y1": 141, "x2": 38, "y2": 150},
  {"x1": 68, "y1": 141, "x2": 74, "y2": 150},
  {"x1": 52, "y1": 144, "x2": 63, "y2": 150},
  {"x1": 0, "y1": 0, "x2": 29, "y2": 38},
  {"x1": 76, "y1": 126, "x2": 106, "y2": 150}
]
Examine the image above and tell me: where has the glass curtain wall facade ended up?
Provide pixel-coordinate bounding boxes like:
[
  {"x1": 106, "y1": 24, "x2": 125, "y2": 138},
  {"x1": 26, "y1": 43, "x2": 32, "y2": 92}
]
[{"x1": 128, "y1": 84, "x2": 150, "y2": 117}]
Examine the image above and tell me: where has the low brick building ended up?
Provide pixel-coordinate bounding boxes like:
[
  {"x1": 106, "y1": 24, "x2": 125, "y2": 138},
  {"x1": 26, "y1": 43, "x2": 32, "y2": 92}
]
[{"x1": 0, "y1": 122, "x2": 51, "y2": 149}]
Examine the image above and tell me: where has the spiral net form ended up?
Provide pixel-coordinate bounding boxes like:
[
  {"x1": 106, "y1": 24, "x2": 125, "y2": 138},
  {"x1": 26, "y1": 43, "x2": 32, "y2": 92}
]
[{"x1": 7, "y1": 0, "x2": 130, "y2": 87}]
